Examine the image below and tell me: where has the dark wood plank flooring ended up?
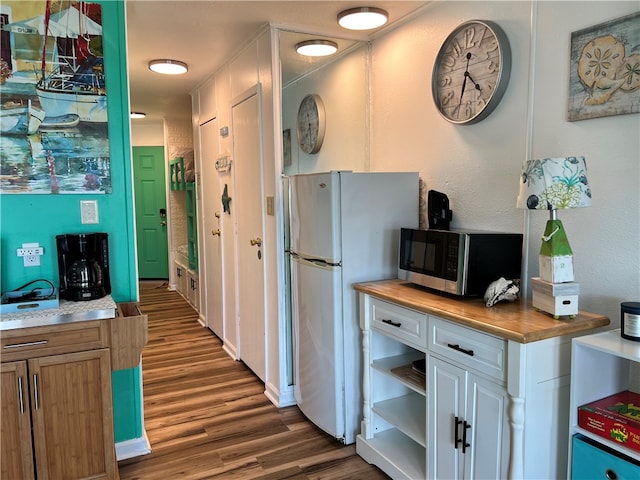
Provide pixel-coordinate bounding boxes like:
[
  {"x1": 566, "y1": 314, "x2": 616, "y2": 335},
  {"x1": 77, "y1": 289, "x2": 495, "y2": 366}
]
[{"x1": 118, "y1": 282, "x2": 388, "y2": 479}]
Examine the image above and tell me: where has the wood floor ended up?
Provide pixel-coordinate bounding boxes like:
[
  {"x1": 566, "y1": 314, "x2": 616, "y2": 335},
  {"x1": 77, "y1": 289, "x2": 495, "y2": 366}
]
[{"x1": 118, "y1": 282, "x2": 389, "y2": 480}]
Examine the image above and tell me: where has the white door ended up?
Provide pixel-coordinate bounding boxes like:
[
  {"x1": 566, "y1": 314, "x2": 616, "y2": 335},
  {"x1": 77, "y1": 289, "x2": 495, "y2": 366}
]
[
  {"x1": 464, "y1": 371, "x2": 508, "y2": 479},
  {"x1": 429, "y1": 355, "x2": 465, "y2": 480},
  {"x1": 199, "y1": 118, "x2": 224, "y2": 337},
  {"x1": 232, "y1": 88, "x2": 266, "y2": 381},
  {"x1": 291, "y1": 255, "x2": 343, "y2": 440}
]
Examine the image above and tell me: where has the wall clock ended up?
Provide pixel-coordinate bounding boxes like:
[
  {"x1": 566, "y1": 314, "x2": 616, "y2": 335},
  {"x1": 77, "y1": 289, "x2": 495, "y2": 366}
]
[
  {"x1": 297, "y1": 94, "x2": 326, "y2": 154},
  {"x1": 432, "y1": 20, "x2": 512, "y2": 124}
]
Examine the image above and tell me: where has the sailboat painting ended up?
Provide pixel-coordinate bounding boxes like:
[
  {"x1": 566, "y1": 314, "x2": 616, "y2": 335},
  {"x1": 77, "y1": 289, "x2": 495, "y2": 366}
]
[{"x1": 0, "y1": 0, "x2": 111, "y2": 194}]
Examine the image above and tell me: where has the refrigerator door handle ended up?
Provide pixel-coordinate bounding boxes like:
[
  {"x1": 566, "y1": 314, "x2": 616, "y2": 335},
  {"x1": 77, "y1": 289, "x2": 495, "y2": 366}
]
[{"x1": 291, "y1": 253, "x2": 340, "y2": 269}]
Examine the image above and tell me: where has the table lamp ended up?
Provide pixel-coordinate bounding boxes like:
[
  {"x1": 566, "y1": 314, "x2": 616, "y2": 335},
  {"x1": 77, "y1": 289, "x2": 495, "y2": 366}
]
[{"x1": 517, "y1": 156, "x2": 591, "y2": 317}]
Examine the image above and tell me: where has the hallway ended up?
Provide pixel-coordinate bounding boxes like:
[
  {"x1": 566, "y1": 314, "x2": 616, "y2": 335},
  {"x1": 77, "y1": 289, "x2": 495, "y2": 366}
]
[{"x1": 118, "y1": 282, "x2": 388, "y2": 479}]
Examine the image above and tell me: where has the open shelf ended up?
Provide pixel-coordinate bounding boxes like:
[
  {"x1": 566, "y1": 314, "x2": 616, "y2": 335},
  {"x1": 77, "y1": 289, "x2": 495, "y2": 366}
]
[
  {"x1": 569, "y1": 329, "x2": 640, "y2": 470},
  {"x1": 357, "y1": 429, "x2": 426, "y2": 480},
  {"x1": 372, "y1": 393, "x2": 426, "y2": 447},
  {"x1": 372, "y1": 352, "x2": 425, "y2": 395}
]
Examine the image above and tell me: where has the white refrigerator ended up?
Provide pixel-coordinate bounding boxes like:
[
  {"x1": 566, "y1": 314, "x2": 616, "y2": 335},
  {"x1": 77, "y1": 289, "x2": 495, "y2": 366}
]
[{"x1": 289, "y1": 171, "x2": 419, "y2": 444}]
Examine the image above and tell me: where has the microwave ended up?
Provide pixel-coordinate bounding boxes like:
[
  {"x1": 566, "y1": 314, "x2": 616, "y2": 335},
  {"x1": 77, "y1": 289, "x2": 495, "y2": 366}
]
[{"x1": 398, "y1": 228, "x2": 523, "y2": 296}]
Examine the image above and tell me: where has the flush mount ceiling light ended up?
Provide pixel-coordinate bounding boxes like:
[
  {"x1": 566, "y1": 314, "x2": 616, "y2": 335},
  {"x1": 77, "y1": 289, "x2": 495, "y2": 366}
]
[
  {"x1": 148, "y1": 59, "x2": 188, "y2": 75},
  {"x1": 337, "y1": 7, "x2": 388, "y2": 30},
  {"x1": 130, "y1": 112, "x2": 146, "y2": 119},
  {"x1": 295, "y1": 40, "x2": 338, "y2": 57}
]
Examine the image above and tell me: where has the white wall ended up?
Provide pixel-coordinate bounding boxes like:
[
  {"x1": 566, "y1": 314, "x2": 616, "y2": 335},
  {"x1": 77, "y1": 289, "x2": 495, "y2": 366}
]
[
  {"x1": 130, "y1": 121, "x2": 164, "y2": 146},
  {"x1": 369, "y1": 1, "x2": 639, "y2": 325},
  {"x1": 282, "y1": 44, "x2": 369, "y2": 175}
]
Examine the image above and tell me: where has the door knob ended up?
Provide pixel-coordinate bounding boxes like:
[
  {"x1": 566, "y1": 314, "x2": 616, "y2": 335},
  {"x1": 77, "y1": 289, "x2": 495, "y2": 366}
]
[
  {"x1": 160, "y1": 221, "x2": 167, "y2": 227},
  {"x1": 250, "y1": 237, "x2": 262, "y2": 247},
  {"x1": 214, "y1": 211, "x2": 221, "y2": 218},
  {"x1": 211, "y1": 229, "x2": 220, "y2": 236}
]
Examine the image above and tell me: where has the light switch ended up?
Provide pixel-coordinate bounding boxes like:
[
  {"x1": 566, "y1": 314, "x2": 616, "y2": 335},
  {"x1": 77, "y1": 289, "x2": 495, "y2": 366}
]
[
  {"x1": 80, "y1": 200, "x2": 99, "y2": 224},
  {"x1": 266, "y1": 196, "x2": 274, "y2": 216}
]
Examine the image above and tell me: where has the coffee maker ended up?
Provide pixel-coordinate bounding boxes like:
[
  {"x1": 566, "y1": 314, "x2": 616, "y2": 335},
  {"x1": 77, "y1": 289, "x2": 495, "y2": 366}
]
[{"x1": 56, "y1": 233, "x2": 111, "y2": 301}]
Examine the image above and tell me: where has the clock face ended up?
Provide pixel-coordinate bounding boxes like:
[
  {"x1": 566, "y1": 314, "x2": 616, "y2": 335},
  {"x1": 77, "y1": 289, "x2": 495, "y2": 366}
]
[
  {"x1": 432, "y1": 20, "x2": 511, "y2": 124},
  {"x1": 297, "y1": 94, "x2": 326, "y2": 154}
]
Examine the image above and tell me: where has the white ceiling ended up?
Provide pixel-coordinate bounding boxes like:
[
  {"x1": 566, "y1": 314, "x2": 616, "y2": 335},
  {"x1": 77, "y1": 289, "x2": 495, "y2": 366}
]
[{"x1": 125, "y1": 1, "x2": 428, "y2": 122}]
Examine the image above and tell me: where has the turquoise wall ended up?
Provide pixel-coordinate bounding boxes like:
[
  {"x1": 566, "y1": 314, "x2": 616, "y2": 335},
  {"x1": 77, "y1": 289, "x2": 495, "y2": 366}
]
[{"x1": 0, "y1": 1, "x2": 142, "y2": 443}]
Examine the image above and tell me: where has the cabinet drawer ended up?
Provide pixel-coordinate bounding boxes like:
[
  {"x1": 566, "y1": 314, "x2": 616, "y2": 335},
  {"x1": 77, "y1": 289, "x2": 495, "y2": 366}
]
[
  {"x1": 572, "y1": 434, "x2": 640, "y2": 480},
  {"x1": 371, "y1": 299, "x2": 427, "y2": 350},
  {"x1": 429, "y1": 317, "x2": 506, "y2": 381},
  {"x1": 1, "y1": 320, "x2": 109, "y2": 362}
]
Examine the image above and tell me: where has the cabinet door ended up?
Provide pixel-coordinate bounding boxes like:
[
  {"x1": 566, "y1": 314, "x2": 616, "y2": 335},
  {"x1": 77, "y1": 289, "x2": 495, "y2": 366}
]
[
  {"x1": 1, "y1": 361, "x2": 35, "y2": 480},
  {"x1": 29, "y1": 349, "x2": 116, "y2": 480},
  {"x1": 464, "y1": 371, "x2": 508, "y2": 479},
  {"x1": 429, "y1": 356, "x2": 465, "y2": 480}
]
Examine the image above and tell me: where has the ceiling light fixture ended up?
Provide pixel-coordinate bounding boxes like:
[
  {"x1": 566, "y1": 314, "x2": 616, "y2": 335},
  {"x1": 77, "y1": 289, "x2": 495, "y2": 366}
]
[
  {"x1": 130, "y1": 112, "x2": 146, "y2": 119},
  {"x1": 295, "y1": 40, "x2": 338, "y2": 57},
  {"x1": 337, "y1": 7, "x2": 388, "y2": 30},
  {"x1": 148, "y1": 59, "x2": 188, "y2": 75}
]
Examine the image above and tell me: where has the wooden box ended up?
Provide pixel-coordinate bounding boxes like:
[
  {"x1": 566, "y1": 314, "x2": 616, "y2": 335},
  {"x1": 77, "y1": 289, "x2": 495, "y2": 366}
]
[{"x1": 532, "y1": 277, "x2": 579, "y2": 318}]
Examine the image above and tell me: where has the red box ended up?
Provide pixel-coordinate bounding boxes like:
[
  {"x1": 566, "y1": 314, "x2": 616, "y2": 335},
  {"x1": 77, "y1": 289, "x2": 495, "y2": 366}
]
[{"x1": 578, "y1": 390, "x2": 640, "y2": 453}]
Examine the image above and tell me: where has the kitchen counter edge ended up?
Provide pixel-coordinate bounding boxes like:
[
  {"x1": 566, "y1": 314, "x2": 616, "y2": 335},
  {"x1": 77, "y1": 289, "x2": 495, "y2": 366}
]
[{"x1": 354, "y1": 279, "x2": 610, "y2": 343}]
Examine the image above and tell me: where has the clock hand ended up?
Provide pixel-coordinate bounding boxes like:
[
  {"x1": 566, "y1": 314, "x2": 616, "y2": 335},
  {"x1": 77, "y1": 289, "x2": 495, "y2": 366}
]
[
  {"x1": 456, "y1": 52, "x2": 472, "y2": 115},
  {"x1": 466, "y1": 72, "x2": 481, "y2": 91}
]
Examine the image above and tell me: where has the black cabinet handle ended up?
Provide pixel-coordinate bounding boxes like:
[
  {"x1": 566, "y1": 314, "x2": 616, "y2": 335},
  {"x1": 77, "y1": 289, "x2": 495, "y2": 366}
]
[
  {"x1": 447, "y1": 343, "x2": 474, "y2": 356},
  {"x1": 462, "y1": 420, "x2": 471, "y2": 453},
  {"x1": 454, "y1": 416, "x2": 462, "y2": 449},
  {"x1": 381, "y1": 318, "x2": 401, "y2": 328}
]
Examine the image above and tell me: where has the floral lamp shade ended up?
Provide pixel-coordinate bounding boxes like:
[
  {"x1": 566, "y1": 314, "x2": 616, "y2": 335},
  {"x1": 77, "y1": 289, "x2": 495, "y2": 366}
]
[
  {"x1": 517, "y1": 156, "x2": 591, "y2": 284},
  {"x1": 517, "y1": 156, "x2": 591, "y2": 211}
]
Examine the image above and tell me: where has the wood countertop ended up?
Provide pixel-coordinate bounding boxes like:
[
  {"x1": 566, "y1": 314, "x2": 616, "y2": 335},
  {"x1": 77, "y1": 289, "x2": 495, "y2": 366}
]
[{"x1": 354, "y1": 279, "x2": 610, "y2": 344}]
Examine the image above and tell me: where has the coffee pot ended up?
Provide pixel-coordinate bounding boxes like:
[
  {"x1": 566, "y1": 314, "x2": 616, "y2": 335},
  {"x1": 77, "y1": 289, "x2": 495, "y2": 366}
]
[{"x1": 56, "y1": 233, "x2": 110, "y2": 301}]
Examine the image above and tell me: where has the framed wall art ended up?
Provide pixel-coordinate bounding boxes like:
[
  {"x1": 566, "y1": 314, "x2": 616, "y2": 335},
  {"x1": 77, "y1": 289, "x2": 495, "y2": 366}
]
[
  {"x1": 0, "y1": 1, "x2": 111, "y2": 194},
  {"x1": 283, "y1": 128, "x2": 292, "y2": 167},
  {"x1": 568, "y1": 11, "x2": 640, "y2": 122}
]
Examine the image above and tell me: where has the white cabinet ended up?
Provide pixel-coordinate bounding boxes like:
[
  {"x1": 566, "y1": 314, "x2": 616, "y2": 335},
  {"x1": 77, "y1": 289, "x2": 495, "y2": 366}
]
[
  {"x1": 428, "y1": 317, "x2": 508, "y2": 480},
  {"x1": 568, "y1": 329, "x2": 640, "y2": 473},
  {"x1": 359, "y1": 297, "x2": 509, "y2": 480},
  {"x1": 187, "y1": 268, "x2": 199, "y2": 310},
  {"x1": 358, "y1": 296, "x2": 427, "y2": 479},
  {"x1": 355, "y1": 280, "x2": 610, "y2": 480},
  {"x1": 429, "y1": 355, "x2": 508, "y2": 480},
  {"x1": 175, "y1": 260, "x2": 187, "y2": 297}
]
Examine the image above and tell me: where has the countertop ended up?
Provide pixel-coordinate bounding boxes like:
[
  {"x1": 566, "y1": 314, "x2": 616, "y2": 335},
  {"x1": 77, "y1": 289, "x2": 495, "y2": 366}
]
[
  {"x1": 0, "y1": 295, "x2": 117, "y2": 331},
  {"x1": 354, "y1": 279, "x2": 610, "y2": 343}
]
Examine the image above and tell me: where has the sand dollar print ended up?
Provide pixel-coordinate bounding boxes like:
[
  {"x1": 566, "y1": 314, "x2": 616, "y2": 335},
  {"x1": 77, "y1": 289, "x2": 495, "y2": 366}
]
[
  {"x1": 577, "y1": 35, "x2": 627, "y2": 105},
  {"x1": 578, "y1": 35, "x2": 625, "y2": 87},
  {"x1": 618, "y1": 53, "x2": 640, "y2": 92}
]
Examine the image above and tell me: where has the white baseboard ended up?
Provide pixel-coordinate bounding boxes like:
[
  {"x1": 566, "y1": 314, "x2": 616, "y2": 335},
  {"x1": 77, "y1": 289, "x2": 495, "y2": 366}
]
[
  {"x1": 115, "y1": 431, "x2": 151, "y2": 461},
  {"x1": 264, "y1": 382, "x2": 296, "y2": 408},
  {"x1": 222, "y1": 342, "x2": 238, "y2": 360}
]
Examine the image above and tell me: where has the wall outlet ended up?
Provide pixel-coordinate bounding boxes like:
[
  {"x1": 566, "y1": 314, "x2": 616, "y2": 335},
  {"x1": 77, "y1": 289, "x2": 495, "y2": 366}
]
[{"x1": 17, "y1": 242, "x2": 43, "y2": 267}]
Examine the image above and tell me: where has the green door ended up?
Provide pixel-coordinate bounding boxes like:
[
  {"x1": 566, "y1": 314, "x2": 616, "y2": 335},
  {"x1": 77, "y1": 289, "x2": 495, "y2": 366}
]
[{"x1": 133, "y1": 146, "x2": 169, "y2": 279}]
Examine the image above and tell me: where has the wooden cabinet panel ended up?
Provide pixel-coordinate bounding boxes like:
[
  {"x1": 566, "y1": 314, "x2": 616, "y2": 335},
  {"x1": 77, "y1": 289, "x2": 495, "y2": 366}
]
[
  {"x1": 1, "y1": 361, "x2": 35, "y2": 480},
  {"x1": 1, "y1": 320, "x2": 109, "y2": 362},
  {"x1": 30, "y1": 349, "x2": 116, "y2": 480}
]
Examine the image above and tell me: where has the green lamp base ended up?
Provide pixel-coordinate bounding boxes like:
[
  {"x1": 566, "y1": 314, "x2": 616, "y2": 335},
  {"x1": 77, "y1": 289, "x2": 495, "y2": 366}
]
[{"x1": 539, "y1": 219, "x2": 575, "y2": 283}]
